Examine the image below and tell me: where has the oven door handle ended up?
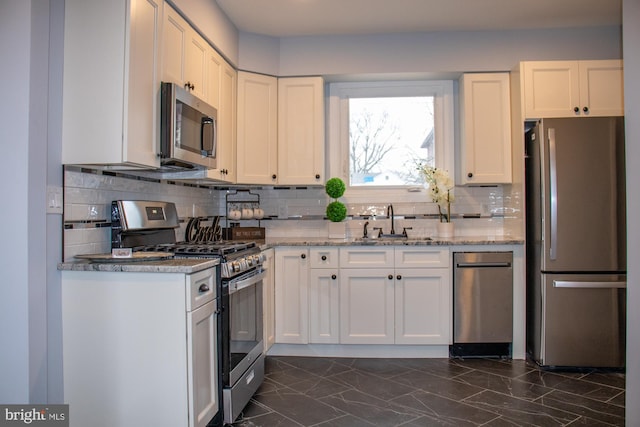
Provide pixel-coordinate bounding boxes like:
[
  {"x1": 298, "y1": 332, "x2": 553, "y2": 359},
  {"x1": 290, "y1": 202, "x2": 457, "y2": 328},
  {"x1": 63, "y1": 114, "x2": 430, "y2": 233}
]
[{"x1": 229, "y1": 269, "x2": 266, "y2": 294}]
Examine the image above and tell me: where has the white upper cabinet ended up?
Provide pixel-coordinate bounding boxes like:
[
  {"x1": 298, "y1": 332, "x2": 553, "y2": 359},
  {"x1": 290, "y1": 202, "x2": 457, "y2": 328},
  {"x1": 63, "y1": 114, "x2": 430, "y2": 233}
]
[
  {"x1": 162, "y1": 5, "x2": 209, "y2": 101},
  {"x1": 236, "y1": 71, "x2": 279, "y2": 185},
  {"x1": 277, "y1": 77, "x2": 325, "y2": 185},
  {"x1": 62, "y1": 0, "x2": 162, "y2": 168},
  {"x1": 162, "y1": 3, "x2": 237, "y2": 182},
  {"x1": 522, "y1": 60, "x2": 624, "y2": 118},
  {"x1": 236, "y1": 73, "x2": 325, "y2": 185},
  {"x1": 459, "y1": 73, "x2": 512, "y2": 185}
]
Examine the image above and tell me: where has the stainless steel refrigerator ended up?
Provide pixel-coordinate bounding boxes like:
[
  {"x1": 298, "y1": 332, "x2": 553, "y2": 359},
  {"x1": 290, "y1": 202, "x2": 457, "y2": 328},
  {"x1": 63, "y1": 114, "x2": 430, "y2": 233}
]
[{"x1": 525, "y1": 117, "x2": 626, "y2": 368}]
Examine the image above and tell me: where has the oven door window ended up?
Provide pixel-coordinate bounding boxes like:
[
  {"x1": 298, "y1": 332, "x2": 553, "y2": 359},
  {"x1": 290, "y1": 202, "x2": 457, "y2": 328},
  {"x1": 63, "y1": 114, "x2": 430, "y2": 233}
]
[{"x1": 229, "y1": 280, "x2": 263, "y2": 371}]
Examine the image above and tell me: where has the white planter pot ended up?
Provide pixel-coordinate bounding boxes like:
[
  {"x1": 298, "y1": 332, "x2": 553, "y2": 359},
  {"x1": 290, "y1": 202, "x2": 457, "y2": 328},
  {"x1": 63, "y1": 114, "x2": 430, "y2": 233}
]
[
  {"x1": 437, "y1": 222, "x2": 455, "y2": 238},
  {"x1": 328, "y1": 221, "x2": 346, "y2": 239}
]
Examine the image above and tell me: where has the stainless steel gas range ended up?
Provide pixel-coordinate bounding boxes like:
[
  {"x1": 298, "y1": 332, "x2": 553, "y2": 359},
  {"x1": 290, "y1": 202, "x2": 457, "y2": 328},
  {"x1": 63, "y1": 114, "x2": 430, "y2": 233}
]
[{"x1": 111, "y1": 200, "x2": 266, "y2": 425}]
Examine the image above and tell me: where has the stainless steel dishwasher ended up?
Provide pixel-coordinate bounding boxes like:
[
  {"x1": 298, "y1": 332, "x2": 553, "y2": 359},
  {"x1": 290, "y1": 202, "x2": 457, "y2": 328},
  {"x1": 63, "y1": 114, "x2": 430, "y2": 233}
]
[{"x1": 451, "y1": 252, "x2": 513, "y2": 358}]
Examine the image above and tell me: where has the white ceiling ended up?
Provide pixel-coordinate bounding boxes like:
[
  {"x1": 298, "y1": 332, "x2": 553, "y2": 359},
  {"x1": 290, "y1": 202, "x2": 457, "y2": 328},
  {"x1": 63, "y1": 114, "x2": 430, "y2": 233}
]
[{"x1": 215, "y1": 0, "x2": 622, "y2": 38}]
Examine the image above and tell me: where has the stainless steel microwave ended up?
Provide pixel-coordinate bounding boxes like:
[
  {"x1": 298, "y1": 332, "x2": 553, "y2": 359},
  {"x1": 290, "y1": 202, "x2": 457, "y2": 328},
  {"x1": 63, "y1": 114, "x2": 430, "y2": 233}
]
[{"x1": 160, "y1": 82, "x2": 217, "y2": 170}]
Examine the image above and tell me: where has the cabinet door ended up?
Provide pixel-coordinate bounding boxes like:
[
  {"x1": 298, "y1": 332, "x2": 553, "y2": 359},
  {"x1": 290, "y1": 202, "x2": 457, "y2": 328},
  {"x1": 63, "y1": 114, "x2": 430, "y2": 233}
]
[
  {"x1": 184, "y1": 30, "x2": 209, "y2": 101},
  {"x1": 579, "y1": 60, "x2": 624, "y2": 116},
  {"x1": 459, "y1": 73, "x2": 512, "y2": 184},
  {"x1": 274, "y1": 248, "x2": 309, "y2": 344},
  {"x1": 206, "y1": 56, "x2": 236, "y2": 182},
  {"x1": 277, "y1": 77, "x2": 325, "y2": 185},
  {"x1": 262, "y1": 249, "x2": 275, "y2": 352},
  {"x1": 309, "y1": 269, "x2": 340, "y2": 343},
  {"x1": 339, "y1": 269, "x2": 394, "y2": 344},
  {"x1": 187, "y1": 300, "x2": 219, "y2": 427},
  {"x1": 523, "y1": 61, "x2": 581, "y2": 118},
  {"x1": 237, "y1": 71, "x2": 278, "y2": 185},
  {"x1": 63, "y1": 0, "x2": 161, "y2": 168},
  {"x1": 395, "y1": 268, "x2": 450, "y2": 345},
  {"x1": 161, "y1": 4, "x2": 209, "y2": 101},
  {"x1": 162, "y1": 5, "x2": 188, "y2": 87}
]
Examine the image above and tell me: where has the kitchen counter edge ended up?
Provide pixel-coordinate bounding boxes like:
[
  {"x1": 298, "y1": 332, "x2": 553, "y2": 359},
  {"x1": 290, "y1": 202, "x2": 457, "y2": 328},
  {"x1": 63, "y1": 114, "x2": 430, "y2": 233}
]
[
  {"x1": 58, "y1": 258, "x2": 220, "y2": 273},
  {"x1": 261, "y1": 237, "x2": 524, "y2": 248}
]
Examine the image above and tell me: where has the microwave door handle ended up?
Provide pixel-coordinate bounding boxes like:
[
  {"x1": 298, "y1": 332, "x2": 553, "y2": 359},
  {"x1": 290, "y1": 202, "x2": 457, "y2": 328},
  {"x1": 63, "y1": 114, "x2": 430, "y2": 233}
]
[{"x1": 200, "y1": 117, "x2": 214, "y2": 157}]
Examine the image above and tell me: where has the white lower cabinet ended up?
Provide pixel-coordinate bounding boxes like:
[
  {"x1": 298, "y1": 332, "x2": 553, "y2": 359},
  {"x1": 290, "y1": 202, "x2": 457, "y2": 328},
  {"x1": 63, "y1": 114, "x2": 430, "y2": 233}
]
[
  {"x1": 339, "y1": 268, "x2": 395, "y2": 344},
  {"x1": 274, "y1": 247, "x2": 309, "y2": 344},
  {"x1": 275, "y1": 246, "x2": 452, "y2": 345},
  {"x1": 309, "y1": 248, "x2": 340, "y2": 343},
  {"x1": 394, "y1": 268, "x2": 450, "y2": 344},
  {"x1": 272, "y1": 246, "x2": 451, "y2": 349},
  {"x1": 61, "y1": 267, "x2": 219, "y2": 427},
  {"x1": 339, "y1": 247, "x2": 450, "y2": 345}
]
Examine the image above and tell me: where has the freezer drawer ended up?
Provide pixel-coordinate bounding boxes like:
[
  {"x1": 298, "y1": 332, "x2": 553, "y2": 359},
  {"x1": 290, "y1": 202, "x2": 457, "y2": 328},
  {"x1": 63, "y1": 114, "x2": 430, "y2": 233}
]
[
  {"x1": 536, "y1": 274, "x2": 626, "y2": 368},
  {"x1": 453, "y1": 252, "x2": 513, "y2": 354}
]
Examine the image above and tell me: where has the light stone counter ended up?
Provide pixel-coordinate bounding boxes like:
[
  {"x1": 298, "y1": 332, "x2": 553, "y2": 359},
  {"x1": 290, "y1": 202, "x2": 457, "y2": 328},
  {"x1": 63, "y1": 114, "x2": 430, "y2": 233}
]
[
  {"x1": 58, "y1": 257, "x2": 219, "y2": 274},
  {"x1": 263, "y1": 236, "x2": 523, "y2": 247}
]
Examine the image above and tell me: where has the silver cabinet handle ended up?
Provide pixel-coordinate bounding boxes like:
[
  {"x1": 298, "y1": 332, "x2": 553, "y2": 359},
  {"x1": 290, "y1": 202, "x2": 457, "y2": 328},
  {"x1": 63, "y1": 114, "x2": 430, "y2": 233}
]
[
  {"x1": 548, "y1": 127, "x2": 558, "y2": 260},
  {"x1": 456, "y1": 262, "x2": 511, "y2": 268},
  {"x1": 553, "y1": 280, "x2": 626, "y2": 289}
]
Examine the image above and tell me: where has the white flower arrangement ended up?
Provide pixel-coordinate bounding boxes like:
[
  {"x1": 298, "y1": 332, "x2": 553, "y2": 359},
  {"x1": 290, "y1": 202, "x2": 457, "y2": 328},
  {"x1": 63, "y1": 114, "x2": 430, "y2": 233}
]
[{"x1": 419, "y1": 165, "x2": 454, "y2": 223}]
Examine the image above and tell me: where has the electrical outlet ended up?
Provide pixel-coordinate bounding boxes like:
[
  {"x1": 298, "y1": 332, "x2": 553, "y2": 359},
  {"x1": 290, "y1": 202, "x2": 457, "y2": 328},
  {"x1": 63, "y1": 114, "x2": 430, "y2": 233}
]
[{"x1": 47, "y1": 185, "x2": 63, "y2": 214}]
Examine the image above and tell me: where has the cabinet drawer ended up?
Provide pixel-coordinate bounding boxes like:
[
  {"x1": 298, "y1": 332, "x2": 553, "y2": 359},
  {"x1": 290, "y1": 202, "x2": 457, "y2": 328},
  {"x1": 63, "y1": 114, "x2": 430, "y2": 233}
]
[
  {"x1": 340, "y1": 247, "x2": 394, "y2": 268},
  {"x1": 395, "y1": 248, "x2": 449, "y2": 268},
  {"x1": 186, "y1": 268, "x2": 216, "y2": 311},
  {"x1": 310, "y1": 247, "x2": 339, "y2": 268}
]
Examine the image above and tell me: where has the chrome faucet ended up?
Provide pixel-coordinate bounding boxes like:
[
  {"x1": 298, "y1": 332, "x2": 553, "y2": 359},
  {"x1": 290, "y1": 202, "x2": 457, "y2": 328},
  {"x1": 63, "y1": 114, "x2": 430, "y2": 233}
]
[{"x1": 387, "y1": 204, "x2": 395, "y2": 235}]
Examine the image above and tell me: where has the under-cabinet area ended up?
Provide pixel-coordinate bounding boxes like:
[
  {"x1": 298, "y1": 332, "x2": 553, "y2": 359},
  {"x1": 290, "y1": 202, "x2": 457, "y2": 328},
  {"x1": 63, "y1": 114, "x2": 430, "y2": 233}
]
[{"x1": 268, "y1": 243, "x2": 524, "y2": 360}]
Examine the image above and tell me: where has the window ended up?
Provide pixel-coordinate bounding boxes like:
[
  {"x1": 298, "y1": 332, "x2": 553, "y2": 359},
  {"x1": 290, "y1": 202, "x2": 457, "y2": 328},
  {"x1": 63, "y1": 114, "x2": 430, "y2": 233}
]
[
  {"x1": 328, "y1": 80, "x2": 454, "y2": 193},
  {"x1": 349, "y1": 96, "x2": 434, "y2": 186}
]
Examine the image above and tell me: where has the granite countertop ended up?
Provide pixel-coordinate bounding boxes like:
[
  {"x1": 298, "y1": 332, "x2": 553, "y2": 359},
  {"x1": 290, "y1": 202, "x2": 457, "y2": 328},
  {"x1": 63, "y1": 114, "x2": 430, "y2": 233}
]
[
  {"x1": 58, "y1": 257, "x2": 219, "y2": 274},
  {"x1": 263, "y1": 236, "x2": 524, "y2": 247}
]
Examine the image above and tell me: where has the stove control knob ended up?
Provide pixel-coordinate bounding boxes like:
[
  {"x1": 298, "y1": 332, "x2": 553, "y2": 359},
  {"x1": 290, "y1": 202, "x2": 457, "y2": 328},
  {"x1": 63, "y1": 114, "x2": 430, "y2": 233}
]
[{"x1": 232, "y1": 261, "x2": 241, "y2": 273}]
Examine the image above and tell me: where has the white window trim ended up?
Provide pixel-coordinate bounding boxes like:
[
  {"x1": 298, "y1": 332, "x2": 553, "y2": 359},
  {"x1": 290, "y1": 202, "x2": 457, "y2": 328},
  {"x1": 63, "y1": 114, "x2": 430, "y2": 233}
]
[{"x1": 327, "y1": 80, "x2": 455, "y2": 200}]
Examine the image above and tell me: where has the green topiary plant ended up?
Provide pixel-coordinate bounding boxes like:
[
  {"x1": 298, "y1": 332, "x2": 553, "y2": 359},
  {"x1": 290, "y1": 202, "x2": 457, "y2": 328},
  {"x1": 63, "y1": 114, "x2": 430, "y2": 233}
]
[{"x1": 325, "y1": 177, "x2": 347, "y2": 222}]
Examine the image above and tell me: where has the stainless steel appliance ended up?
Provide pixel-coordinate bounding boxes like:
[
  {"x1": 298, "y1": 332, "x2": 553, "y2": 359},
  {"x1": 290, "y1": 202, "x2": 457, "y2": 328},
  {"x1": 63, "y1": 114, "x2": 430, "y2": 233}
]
[
  {"x1": 160, "y1": 82, "x2": 218, "y2": 170},
  {"x1": 525, "y1": 117, "x2": 626, "y2": 368},
  {"x1": 451, "y1": 252, "x2": 513, "y2": 358},
  {"x1": 111, "y1": 200, "x2": 267, "y2": 424}
]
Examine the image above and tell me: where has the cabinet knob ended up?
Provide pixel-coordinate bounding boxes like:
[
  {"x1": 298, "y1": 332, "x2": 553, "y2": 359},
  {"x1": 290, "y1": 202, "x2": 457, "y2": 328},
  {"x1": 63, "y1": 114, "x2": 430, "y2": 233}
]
[
  {"x1": 583, "y1": 106, "x2": 589, "y2": 113},
  {"x1": 388, "y1": 274, "x2": 393, "y2": 280},
  {"x1": 321, "y1": 255, "x2": 327, "y2": 261},
  {"x1": 315, "y1": 174, "x2": 320, "y2": 179},
  {"x1": 331, "y1": 274, "x2": 337, "y2": 280},
  {"x1": 397, "y1": 275, "x2": 402, "y2": 280},
  {"x1": 272, "y1": 174, "x2": 277, "y2": 180},
  {"x1": 467, "y1": 172, "x2": 473, "y2": 178},
  {"x1": 574, "y1": 106, "x2": 580, "y2": 113},
  {"x1": 301, "y1": 253, "x2": 306, "y2": 259}
]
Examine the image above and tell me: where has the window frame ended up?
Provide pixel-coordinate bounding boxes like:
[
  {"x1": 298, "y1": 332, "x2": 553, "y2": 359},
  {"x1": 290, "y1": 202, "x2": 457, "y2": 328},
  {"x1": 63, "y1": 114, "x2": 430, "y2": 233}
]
[{"x1": 327, "y1": 80, "x2": 455, "y2": 199}]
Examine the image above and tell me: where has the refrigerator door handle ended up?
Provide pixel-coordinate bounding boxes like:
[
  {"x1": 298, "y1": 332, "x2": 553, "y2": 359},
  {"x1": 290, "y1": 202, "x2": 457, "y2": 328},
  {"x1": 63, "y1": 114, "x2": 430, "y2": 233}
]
[
  {"x1": 548, "y1": 128, "x2": 558, "y2": 260},
  {"x1": 553, "y1": 280, "x2": 627, "y2": 289}
]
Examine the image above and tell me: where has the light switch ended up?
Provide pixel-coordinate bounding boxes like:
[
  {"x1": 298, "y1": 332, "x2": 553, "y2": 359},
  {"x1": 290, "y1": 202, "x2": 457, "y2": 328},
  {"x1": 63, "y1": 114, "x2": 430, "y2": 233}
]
[{"x1": 47, "y1": 185, "x2": 63, "y2": 214}]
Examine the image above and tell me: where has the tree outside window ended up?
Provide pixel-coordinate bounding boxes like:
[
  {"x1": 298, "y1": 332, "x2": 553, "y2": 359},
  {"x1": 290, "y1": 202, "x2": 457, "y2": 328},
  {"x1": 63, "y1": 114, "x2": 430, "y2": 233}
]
[{"x1": 349, "y1": 96, "x2": 434, "y2": 187}]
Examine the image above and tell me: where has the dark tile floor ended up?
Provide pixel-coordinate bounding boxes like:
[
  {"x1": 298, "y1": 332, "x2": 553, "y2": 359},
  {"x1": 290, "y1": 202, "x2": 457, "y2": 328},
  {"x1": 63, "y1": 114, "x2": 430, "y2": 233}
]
[{"x1": 229, "y1": 356, "x2": 625, "y2": 427}]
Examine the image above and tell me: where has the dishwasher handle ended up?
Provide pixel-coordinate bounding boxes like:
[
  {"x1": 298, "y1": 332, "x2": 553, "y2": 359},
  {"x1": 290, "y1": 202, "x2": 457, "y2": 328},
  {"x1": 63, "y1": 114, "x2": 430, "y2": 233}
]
[{"x1": 456, "y1": 262, "x2": 512, "y2": 268}]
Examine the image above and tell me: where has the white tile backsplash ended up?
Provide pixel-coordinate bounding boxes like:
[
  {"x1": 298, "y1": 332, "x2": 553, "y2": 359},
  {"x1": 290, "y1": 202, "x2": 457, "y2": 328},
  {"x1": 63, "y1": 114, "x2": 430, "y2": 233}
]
[{"x1": 63, "y1": 168, "x2": 523, "y2": 260}]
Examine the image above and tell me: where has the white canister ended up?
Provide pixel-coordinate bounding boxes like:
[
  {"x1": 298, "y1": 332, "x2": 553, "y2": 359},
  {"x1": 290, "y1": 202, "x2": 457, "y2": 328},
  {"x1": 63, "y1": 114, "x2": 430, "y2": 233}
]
[
  {"x1": 253, "y1": 208, "x2": 264, "y2": 219},
  {"x1": 241, "y1": 208, "x2": 254, "y2": 219}
]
